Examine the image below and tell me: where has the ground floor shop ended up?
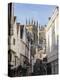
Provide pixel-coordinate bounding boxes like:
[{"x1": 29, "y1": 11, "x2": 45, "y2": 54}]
[{"x1": 47, "y1": 59, "x2": 58, "y2": 74}]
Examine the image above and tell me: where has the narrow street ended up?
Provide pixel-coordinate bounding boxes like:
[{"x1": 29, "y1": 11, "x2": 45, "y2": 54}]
[{"x1": 8, "y1": 3, "x2": 59, "y2": 77}]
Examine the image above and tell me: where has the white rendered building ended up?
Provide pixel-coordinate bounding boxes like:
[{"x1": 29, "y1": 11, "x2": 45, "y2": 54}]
[{"x1": 45, "y1": 7, "x2": 59, "y2": 74}]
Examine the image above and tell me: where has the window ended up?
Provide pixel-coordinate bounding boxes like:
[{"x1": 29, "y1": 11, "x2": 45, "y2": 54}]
[
  {"x1": 48, "y1": 35, "x2": 50, "y2": 52},
  {"x1": 39, "y1": 38, "x2": 43, "y2": 44},
  {"x1": 8, "y1": 50, "x2": 12, "y2": 62},
  {"x1": 20, "y1": 26, "x2": 24, "y2": 39},
  {"x1": 34, "y1": 33, "x2": 35, "y2": 41},
  {"x1": 40, "y1": 53, "x2": 42, "y2": 58},
  {"x1": 15, "y1": 56, "x2": 17, "y2": 66},
  {"x1": 13, "y1": 38, "x2": 15, "y2": 45},
  {"x1": 8, "y1": 37, "x2": 10, "y2": 45},
  {"x1": 52, "y1": 24, "x2": 55, "y2": 50}
]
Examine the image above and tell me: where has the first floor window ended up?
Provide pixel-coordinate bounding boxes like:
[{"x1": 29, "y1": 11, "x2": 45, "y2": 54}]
[{"x1": 13, "y1": 38, "x2": 15, "y2": 45}]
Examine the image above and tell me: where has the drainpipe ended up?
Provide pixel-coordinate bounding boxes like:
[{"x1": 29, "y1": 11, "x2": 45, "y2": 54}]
[{"x1": 29, "y1": 42, "x2": 31, "y2": 63}]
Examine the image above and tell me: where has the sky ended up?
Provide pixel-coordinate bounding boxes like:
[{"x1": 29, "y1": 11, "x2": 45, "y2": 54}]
[{"x1": 14, "y1": 3, "x2": 56, "y2": 25}]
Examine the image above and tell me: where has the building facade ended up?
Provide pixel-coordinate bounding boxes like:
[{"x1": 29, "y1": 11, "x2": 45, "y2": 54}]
[
  {"x1": 45, "y1": 7, "x2": 59, "y2": 74},
  {"x1": 8, "y1": 3, "x2": 32, "y2": 76}
]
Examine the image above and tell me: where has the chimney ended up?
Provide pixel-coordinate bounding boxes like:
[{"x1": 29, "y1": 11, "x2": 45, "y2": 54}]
[
  {"x1": 14, "y1": 16, "x2": 16, "y2": 22},
  {"x1": 48, "y1": 17, "x2": 51, "y2": 20},
  {"x1": 56, "y1": 6, "x2": 59, "y2": 9},
  {"x1": 17, "y1": 23, "x2": 20, "y2": 35},
  {"x1": 44, "y1": 24, "x2": 47, "y2": 27}
]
